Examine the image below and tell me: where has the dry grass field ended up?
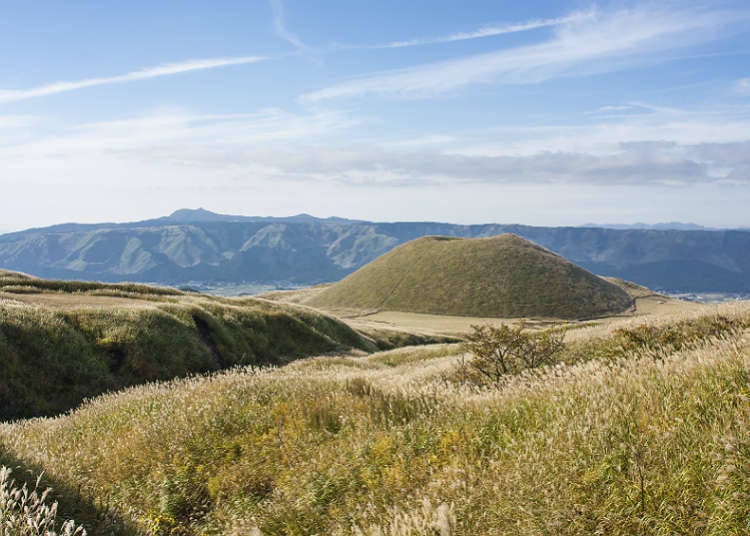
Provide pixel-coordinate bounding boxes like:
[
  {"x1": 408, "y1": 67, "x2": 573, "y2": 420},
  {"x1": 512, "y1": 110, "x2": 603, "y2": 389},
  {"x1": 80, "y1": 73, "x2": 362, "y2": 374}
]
[
  {"x1": 1, "y1": 292, "x2": 748, "y2": 534},
  {"x1": 2, "y1": 266, "x2": 749, "y2": 535},
  {"x1": 267, "y1": 275, "x2": 705, "y2": 339},
  {"x1": 0, "y1": 271, "x2": 383, "y2": 420}
]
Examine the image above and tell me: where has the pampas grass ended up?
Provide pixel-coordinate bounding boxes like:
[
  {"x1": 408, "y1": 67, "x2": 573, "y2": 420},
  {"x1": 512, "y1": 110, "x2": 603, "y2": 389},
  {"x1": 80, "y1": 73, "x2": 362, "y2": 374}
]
[
  {"x1": 0, "y1": 466, "x2": 85, "y2": 535},
  {"x1": 1, "y1": 304, "x2": 749, "y2": 534}
]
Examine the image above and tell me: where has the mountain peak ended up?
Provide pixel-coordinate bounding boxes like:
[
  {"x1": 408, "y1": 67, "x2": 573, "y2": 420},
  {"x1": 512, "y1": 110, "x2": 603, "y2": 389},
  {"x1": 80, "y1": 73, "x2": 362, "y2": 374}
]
[
  {"x1": 167, "y1": 208, "x2": 229, "y2": 222},
  {"x1": 164, "y1": 209, "x2": 358, "y2": 225}
]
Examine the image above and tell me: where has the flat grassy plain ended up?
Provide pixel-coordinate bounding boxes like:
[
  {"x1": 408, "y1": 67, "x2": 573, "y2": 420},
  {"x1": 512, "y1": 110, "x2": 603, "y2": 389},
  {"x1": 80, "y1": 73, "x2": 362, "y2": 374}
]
[{"x1": 1, "y1": 295, "x2": 749, "y2": 534}]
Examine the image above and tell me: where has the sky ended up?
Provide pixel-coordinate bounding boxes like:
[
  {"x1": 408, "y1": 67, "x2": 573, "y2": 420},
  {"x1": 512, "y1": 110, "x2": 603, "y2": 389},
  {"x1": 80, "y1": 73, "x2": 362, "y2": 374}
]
[{"x1": 1, "y1": 0, "x2": 750, "y2": 231}]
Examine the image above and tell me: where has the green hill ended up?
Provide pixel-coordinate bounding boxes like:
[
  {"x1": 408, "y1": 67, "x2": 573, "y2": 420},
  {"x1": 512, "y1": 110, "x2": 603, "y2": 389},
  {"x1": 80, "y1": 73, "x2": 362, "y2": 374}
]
[
  {"x1": 0, "y1": 271, "x2": 376, "y2": 420},
  {"x1": 307, "y1": 234, "x2": 633, "y2": 319}
]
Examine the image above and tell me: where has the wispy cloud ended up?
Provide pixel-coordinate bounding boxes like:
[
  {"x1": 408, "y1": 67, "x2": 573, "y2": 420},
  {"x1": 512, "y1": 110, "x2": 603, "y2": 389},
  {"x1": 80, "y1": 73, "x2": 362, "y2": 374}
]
[
  {"x1": 3, "y1": 104, "x2": 750, "y2": 227},
  {"x1": 270, "y1": 0, "x2": 306, "y2": 51},
  {"x1": 350, "y1": 11, "x2": 595, "y2": 50},
  {"x1": 303, "y1": 6, "x2": 736, "y2": 102},
  {"x1": 0, "y1": 115, "x2": 35, "y2": 129},
  {"x1": 3, "y1": 108, "x2": 357, "y2": 164},
  {"x1": 586, "y1": 104, "x2": 638, "y2": 116},
  {"x1": 736, "y1": 77, "x2": 750, "y2": 95},
  {"x1": 15, "y1": 103, "x2": 750, "y2": 187},
  {"x1": 0, "y1": 56, "x2": 266, "y2": 103},
  {"x1": 585, "y1": 101, "x2": 684, "y2": 117}
]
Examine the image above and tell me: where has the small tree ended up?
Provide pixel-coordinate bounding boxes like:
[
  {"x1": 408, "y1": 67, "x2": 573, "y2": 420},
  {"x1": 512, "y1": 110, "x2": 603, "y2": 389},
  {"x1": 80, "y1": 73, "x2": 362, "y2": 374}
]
[{"x1": 462, "y1": 324, "x2": 564, "y2": 384}]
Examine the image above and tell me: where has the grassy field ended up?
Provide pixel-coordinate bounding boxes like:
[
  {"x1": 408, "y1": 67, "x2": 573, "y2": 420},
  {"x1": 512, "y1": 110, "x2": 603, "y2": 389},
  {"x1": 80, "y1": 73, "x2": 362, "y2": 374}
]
[
  {"x1": 1, "y1": 301, "x2": 748, "y2": 535},
  {"x1": 305, "y1": 234, "x2": 633, "y2": 320},
  {"x1": 268, "y1": 275, "x2": 702, "y2": 339},
  {"x1": 0, "y1": 271, "x2": 385, "y2": 420}
]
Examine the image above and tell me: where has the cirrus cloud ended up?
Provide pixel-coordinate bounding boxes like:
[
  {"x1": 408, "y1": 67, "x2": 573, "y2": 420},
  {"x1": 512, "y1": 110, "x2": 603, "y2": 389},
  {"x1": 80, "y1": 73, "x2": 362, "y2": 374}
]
[
  {"x1": 0, "y1": 56, "x2": 267, "y2": 104},
  {"x1": 303, "y1": 5, "x2": 738, "y2": 101}
]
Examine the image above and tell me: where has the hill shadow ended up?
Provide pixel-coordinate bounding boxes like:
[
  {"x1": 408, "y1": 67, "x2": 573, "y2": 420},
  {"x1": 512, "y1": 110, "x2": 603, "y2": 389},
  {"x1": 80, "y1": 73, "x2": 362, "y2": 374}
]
[{"x1": 0, "y1": 446, "x2": 141, "y2": 535}]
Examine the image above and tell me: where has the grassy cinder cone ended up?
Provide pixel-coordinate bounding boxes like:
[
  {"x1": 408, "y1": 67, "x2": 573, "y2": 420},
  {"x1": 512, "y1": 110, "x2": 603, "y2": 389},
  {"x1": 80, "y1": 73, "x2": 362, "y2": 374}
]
[{"x1": 308, "y1": 234, "x2": 633, "y2": 319}]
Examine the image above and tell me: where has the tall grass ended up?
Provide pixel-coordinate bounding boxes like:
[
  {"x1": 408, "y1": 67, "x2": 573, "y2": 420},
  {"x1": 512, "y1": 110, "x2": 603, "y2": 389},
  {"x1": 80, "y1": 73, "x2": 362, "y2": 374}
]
[
  {"x1": 0, "y1": 280, "x2": 377, "y2": 419},
  {"x1": 0, "y1": 466, "x2": 85, "y2": 535},
  {"x1": 0, "y1": 271, "x2": 182, "y2": 297},
  {"x1": 1, "y1": 305, "x2": 748, "y2": 534}
]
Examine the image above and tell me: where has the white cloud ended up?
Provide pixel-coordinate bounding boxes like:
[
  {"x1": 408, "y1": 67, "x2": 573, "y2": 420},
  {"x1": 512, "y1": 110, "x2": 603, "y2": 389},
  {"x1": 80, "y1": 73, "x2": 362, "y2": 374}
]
[
  {"x1": 7, "y1": 103, "x2": 749, "y2": 190},
  {"x1": 0, "y1": 56, "x2": 266, "y2": 103},
  {"x1": 0, "y1": 114, "x2": 39, "y2": 146},
  {"x1": 2, "y1": 101, "x2": 750, "y2": 229},
  {"x1": 270, "y1": 0, "x2": 306, "y2": 51},
  {"x1": 350, "y1": 11, "x2": 594, "y2": 49},
  {"x1": 0, "y1": 115, "x2": 35, "y2": 129},
  {"x1": 593, "y1": 105, "x2": 635, "y2": 113},
  {"x1": 303, "y1": 6, "x2": 736, "y2": 101},
  {"x1": 0, "y1": 107, "x2": 357, "y2": 176},
  {"x1": 736, "y1": 77, "x2": 750, "y2": 95},
  {"x1": 454, "y1": 104, "x2": 750, "y2": 158},
  {"x1": 217, "y1": 141, "x2": 746, "y2": 188}
]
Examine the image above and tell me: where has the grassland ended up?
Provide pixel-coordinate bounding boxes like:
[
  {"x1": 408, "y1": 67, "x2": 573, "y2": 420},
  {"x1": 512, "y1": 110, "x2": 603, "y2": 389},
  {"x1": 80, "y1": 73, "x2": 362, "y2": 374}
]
[
  {"x1": 1, "y1": 300, "x2": 748, "y2": 535},
  {"x1": 0, "y1": 270, "x2": 382, "y2": 420},
  {"x1": 306, "y1": 234, "x2": 633, "y2": 320}
]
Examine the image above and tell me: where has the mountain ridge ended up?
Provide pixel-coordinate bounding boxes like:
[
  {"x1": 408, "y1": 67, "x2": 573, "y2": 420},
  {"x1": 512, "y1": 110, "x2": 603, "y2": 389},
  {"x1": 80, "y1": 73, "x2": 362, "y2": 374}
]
[{"x1": 1, "y1": 210, "x2": 749, "y2": 292}]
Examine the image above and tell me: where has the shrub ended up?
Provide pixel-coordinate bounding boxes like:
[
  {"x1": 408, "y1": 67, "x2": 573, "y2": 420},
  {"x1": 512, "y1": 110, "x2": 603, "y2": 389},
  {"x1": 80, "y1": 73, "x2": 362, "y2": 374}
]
[{"x1": 461, "y1": 324, "x2": 564, "y2": 384}]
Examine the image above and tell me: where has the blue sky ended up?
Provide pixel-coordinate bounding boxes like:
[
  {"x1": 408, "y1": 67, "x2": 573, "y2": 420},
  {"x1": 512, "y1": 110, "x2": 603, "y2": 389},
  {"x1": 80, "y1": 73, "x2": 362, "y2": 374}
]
[{"x1": 1, "y1": 0, "x2": 750, "y2": 230}]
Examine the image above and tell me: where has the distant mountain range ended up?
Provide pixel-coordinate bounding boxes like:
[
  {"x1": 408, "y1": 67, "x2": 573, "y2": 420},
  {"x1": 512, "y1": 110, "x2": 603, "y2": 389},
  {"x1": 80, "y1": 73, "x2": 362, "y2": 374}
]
[
  {"x1": 1, "y1": 209, "x2": 749, "y2": 292},
  {"x1": 583, "y1": 222, "x2": 715, "y2": 231}
]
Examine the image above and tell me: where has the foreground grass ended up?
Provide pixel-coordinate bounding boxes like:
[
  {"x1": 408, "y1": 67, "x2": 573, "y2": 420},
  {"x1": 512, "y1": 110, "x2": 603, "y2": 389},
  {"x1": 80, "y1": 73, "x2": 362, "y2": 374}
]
[
  {"x1": 1, "y1": 305, "x2": 748, "y2": 535},
  {"x1": 0, "y1": 466, "x2": 85, "y2": 535}
]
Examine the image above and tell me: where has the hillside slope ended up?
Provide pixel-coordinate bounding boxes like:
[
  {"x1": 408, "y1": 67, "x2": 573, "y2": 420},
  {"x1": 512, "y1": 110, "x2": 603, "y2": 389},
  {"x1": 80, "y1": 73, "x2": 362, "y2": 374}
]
[
  {"x1": 0, "y1": 271, "x2": 375, "y2": 419},
  {"x1": 1, "y1": 305, "x2": 748, "y2": 535},
  {"x1": 1, "y1": 211, "x2": 749, "y2": 292},
  {"x1": 308, "y1": 234, "x2": 633, "y2": 319}
]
